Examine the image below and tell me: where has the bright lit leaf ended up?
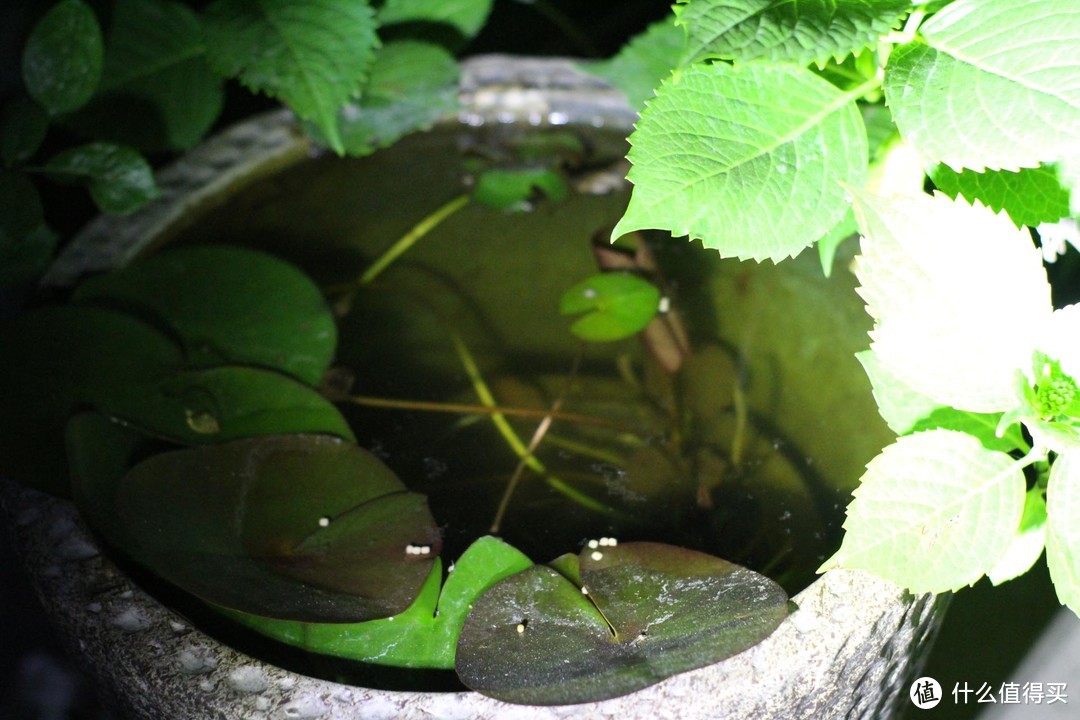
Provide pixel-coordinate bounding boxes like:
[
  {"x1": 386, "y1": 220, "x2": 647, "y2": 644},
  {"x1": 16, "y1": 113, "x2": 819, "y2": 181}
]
[
  {"x1": 931, "y1": 164, "x2": 1072, "y2": 229},
  {"x1": 1046, "y1": 452, "x2": 1080, "y2": 614},
  {"x1": 821, "y1": 430, "x2": 1026, "y2": 592},
  {"x1": 987, "y1": 486, "x2": 1047, "y2": 586},
  {"x1": 675, "y1": 0, "x2": 909, "y2": 66},
  {"x1": 456, "y1": 542, "x2": 788, "y2": 705},
  {"x1": 22, "y1": 0, "x2": 103, "y2": 115},
  {"x1": 472, "y1": 167, "x2": 567, "y2": 211},
  {"x1": 613, "y1": 63, "x2": 867, "y2": 261},
  {"x1": 116, "y1": 435, "x2": 440, "y2": 622},
  {"x1": 884, "y1": 0, "x2": 1080, "y2": 171},
  {"x1": 559, "y1": 273, "x2": 660, "y2": 343},
  {"x1": 585, "y1": 18, "x2": 686, "y2": 109},
  {"x1": 378, "y1": 0, "x2": 493, "y2": 40},
  {"x1": 44, "y1": 142, "x2": 160, "y2": 214}
]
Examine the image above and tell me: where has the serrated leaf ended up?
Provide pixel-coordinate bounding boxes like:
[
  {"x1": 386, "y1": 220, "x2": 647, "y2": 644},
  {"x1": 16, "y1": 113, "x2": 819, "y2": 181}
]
[
  {"x1": 931, "y1": 164, "x2": 1072, "y2": 229},
  {"x1": 227, "y1": 536, "x2": 533, "y2": 668},
  {"x1": 116, "y1": 435, "x2": 441, "y2": 622},
  {"x1": 68, "y1": 0, "x2": 224, "y2": 152},
  {"x1": 585, "y1": 18, "x2": 686, "y2": 109},
  {"x1": 377, "y1": 0, "x2": 493, "y2": 40},
  {"x1": 675, "y1": 0, "x2": 909, "y2": 67},
  {"x1": 884, "y1": 0, "x2": 1080, "y2": 172},
  {"x1": 73, "y1": 245, "x2": 336, "y2": 386},
  {"x1": 203, "y1": 0, "x2": 379, "y2": 154},
  {"x1": 850, "y1": 189, "x2": 1050, "y2": 413},
  {"x1": 559, "y1": 273, "x2": 660, "y2": 343},
  {"x1": 987, "y1": 486, "x2": 1047, "y2": 586},
  {"x1": 822, "y1": 429, "x2": 1026, "y2": 592},
  {"x1": 456, "y1": 542, "x2": 788, "y2": 705},
  {"x1": 21, "y1": 0, "x2": 103, "y2": 115},
  {"x1": 44, "y1": 143, "x2": 159, "y2": 214},
  {"x1": 613, "y1": 62, "x2": 867, "y2": 262},
  {"x1": 1, "y1": 97, "x2": 49, "y2": 166},
  {"x1": 1046, "y1": 452, "x2": 1080, "y2": 615},
  {"x1": 326, "y1": 41, "x2": 459, "y2": 157}
]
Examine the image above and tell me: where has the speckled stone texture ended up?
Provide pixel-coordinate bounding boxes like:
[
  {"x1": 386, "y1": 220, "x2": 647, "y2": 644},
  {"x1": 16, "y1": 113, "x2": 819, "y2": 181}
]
[{"x1": 7, "y1": 55, "x2": 948, "y2": 720}]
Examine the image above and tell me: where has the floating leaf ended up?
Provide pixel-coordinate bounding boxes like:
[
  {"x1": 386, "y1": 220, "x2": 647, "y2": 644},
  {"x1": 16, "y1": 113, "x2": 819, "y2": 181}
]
[
  {"x1": 203, "y1": 0, "x2": 379, "y2": 154},
  {"x1": 0, "y1": 305, "x2": 183, "y2": 495},
  {"x1": 987, "y1": 486, "x2": 1047, "y2": 586},
  {"x1": 613, "y1": 63, "x2": 867, "y2": 261},
  {"x1": 73, "y1": 245, "x2": 336, "y2": 386},
  {"x1": 585, "y1": 18, "x2": 686, "y2": 109},
  {"x1": 21, "y1": 0, "x2": 103, "y2": 115},
  {"x1": 45, "y1": 142, "x2": 160, "y2": 214},
  {"x1": 675, "y1": 0, "x2": 909, "y2": 67},
  {"x1": 884, "y1": 0, "x2": 1080, "y2": 171},
  {"x1": 1, "y1": 97, "x2": 50, "y2": 166},
  {"x1": 930, "y1": 164, "x2": 1072, "y2": 229},
  {"x1": 102, "y1": 366, "x2": 355, "y2": 445},
  {"x1": 327, "y1": 41, "x2": 459, "y2": 157},
  {"x1": 69, "y1": 0, "x2": 224, "y2": 152},
  {"x1": 1047, "y1": 453, "x2": 1080, "y2": 615},
  {"x1": 116, "y1": 435, "x2": 440, "y2": 622},
  {"x1": 378, "y1": 0, "x2": 493, "y2": 40},
  {"x1": 822, "y1": 430, "x2": 1026, "y2": 592},
  {"x1": 456, "y1": 542, "x2": 789, "y2": 705},
  {"x1": 228, "y1": 536, "x2": 533, "y2": 668},
  {"x1": 850, "y1": 189, "x2": 1050, "y2": 413},
  {"x1": 0, "y1": 172, "x2": 57, "y2": 286},
  {"x1": 559, "y1": 273, "x2": 660, "y2": 343},
  {"x1": 472, "y1": 168, "x2": 568, "y2": 211}
]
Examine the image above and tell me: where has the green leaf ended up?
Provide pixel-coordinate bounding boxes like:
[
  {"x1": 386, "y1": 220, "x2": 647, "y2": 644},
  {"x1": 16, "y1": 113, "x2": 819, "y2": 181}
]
[
  {"x1": 585, "y1": 18, "x2": 686, "y2": 109},
  {"x1": 72, "y1": 245, "x2": 336, "y2": 386},
  {"x1": 115, "y1": 435, "x2": 441, "y2": 622},
  {"x1": 456, "y1": 543, "x2": 789, "y2": 705},
  {"x1": 1, "y1": 97, "x2": 50, "y2": 166},
  {"x1": 987, "y1": 486, "x2": 1047, "y2": 586},
  {"x1": 44, "y1": 142, "x2": 160, "y2": 214},
  {"x1": 1046, "y1": 452, "x2": 1080, "y2": 615},
  {"x1": 68, "y1": 0, "x2": 225, "y2": 152},
  {"x1": 821, "y1": 429, "x2": 1026, "y2": 592},
  {"x1": 816, "y1": 208, "x2": 857, "y2": 278},
  {"x1": 559, "y1": 273, "x2": 661, "y2": 343},
  {"x1": 850, "y1": 188, "x2": 1051, "y2": 413},
  {"x1": 613, "y1": 63, "x2": 867, "y2": 262},
  {"x1": 0, "y1": 305, "x2": 183, "y2": 495},
  {"x1": 0, "y1": 171, "x2": 57, "y2": 286},
  {"x1": 202, "y1": 0, "x2": 379, "y2": 155},
  {"x1": 675, "y1": 0, "x2": 909, "y2": 67},
  {"x1": 930, "y1": 164, "x2": 1072, "y2": 229},
  {"x1": 884, "y1": 0, "x2": 1080, "y2": 171},
  {"x1": 21, "y1": 0, "x2": 103, "y2": 115},
  {"x1": 102, "y1": 366, "x2": 355, "y2": 445},
  {"x1": 228, "y1": 536, "x2": 533, "y2": 668},
  {"x1": 377, "y1": 0, "x2": 493, "y2": 40},
  {"x1": 472, "y1": 167, "x2": 568, "y2": 211},
  {"x1": 327, "y1": 41, "x2": 459, "y2": 157}
]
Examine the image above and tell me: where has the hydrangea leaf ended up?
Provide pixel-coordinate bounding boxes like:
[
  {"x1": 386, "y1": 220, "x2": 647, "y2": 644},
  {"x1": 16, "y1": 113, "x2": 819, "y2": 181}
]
[
  {"x1": 821, "y1": 429, "x2": 1026, "y2": 592},
  {"x1": 585, "y1": 18, "x2": 686, "y2": 109},
  {"x1": 1046, "y1": 452, "x2": 1080, "y2": 615},
  {"x1": 987, "y1": 486, "x2": 1047, "y2": 586},
  {"x1": 21, "y1": 0, "x2": 103, "y2": 115},
  {"x1": 45, "y1": 143, "x2": 160, "y2": 215},
  {"x1": 884, "y1": 0, "x2": 1080, "y2": 172},
  {"x1": 613, "y1": 62, "x2": 867, "y2": 261},
  {"x1": 69, "y1": 0, "x2": 224, "y2": 152},
  {"x1": 116, "y1": 435, "x2": 441, "y2": 622},
  {"x1": 378, "y1": 0, "x2": 493, "y2": 40},
  {"x1": 203, "y1": 0, "x2": 379, "y2": 155},
  {"x1": 850, "y1": 188, "x2": 1051, "y2": 413},
  {"x1": 675, "y1": 0, "x2": 909, "y2": 67},
  {"x1": 931, "y1": 164, "x2": 1072, "y2": 229},
  {"x1": 226, "y1": 536, "x2": 534, "y2": 668}
]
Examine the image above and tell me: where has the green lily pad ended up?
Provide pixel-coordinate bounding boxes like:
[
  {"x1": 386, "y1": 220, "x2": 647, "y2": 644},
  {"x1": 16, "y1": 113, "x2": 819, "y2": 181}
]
[
  {"x1": 227, "y1": 535, "x2": 534, "y2": 668},
  {"x1": 115, "y1": 435, "x2": 441, "y2": 622},
  {"x1": 455, "y1": 542, "x2": 789, "y2": 705},
  {"x1": 73, "y1": 245, "x2": 336, "y2": 386},
  {"x1": 472, "y1": 168, "x2": 568, "y2": 211},
  {"x1": 104, "y1": 366, "x2": 355, "y2": 444},
  {"x1": 560, "y1": 273, "x2": 661, "y2": 342}
]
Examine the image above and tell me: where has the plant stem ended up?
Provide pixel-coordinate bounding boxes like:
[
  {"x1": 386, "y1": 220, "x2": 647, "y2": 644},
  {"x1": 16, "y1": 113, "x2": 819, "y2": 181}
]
[{"x1": 360, "y1": 194, "x2": 470, "y2": 286}]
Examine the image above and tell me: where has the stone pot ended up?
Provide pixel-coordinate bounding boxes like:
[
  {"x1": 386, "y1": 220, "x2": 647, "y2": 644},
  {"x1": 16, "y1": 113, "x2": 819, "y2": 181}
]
[{"x1": 1, "y1": 55, "x2": 946, "y2": 720}]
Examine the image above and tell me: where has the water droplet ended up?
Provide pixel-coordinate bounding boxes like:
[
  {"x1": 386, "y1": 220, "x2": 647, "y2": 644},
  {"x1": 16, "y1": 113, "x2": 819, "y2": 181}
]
[
  {"x1": 227, "y1": 666, "x2": 268, "y2": 695},
  {"x1": 111, "y1": 608, "x2": 151, "y2": 633},
  {"x1": 170, "y1": 621, "x2": 189, "y2": 634},
  {"x1": 318, "y1": 516, "x2": 331, "y2": 528}
]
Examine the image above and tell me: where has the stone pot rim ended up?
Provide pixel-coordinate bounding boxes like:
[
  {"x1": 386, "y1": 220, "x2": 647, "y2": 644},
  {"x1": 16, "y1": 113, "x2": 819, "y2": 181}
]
[{"x1": 4, "y1": 54, "x2": 944, "y2": 720}]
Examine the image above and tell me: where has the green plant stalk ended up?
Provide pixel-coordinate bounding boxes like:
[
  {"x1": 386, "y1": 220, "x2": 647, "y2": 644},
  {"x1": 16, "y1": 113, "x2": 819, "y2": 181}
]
[{"x1": 359, "y1": 193, "x2": 471, "y2": 286}]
